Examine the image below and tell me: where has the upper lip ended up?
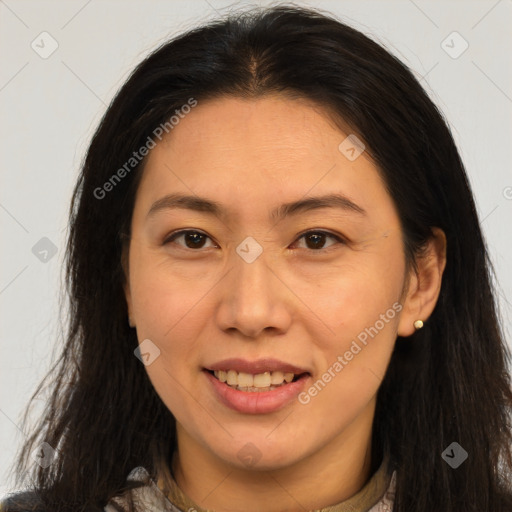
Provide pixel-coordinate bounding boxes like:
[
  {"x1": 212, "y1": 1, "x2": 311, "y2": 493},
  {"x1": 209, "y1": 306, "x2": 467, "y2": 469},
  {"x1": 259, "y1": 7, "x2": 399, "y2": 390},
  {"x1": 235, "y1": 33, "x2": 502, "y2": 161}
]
[{"x1": 205, "y1": 358, "x2": 311, "y2": 375}]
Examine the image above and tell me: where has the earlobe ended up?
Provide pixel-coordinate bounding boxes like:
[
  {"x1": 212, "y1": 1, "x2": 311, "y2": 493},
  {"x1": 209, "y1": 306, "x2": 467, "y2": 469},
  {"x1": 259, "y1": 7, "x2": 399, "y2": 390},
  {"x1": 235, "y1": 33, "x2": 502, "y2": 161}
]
[{"x1": 397, "y1": 227, "x2": 447, "y2": 337}]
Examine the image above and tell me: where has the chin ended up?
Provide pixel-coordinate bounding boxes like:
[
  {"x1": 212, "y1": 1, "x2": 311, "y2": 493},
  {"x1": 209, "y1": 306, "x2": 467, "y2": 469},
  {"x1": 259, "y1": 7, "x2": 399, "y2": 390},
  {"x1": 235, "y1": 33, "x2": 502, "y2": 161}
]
[{"x1": 212, "y1": 435, "x2": 308, "y2": 471}]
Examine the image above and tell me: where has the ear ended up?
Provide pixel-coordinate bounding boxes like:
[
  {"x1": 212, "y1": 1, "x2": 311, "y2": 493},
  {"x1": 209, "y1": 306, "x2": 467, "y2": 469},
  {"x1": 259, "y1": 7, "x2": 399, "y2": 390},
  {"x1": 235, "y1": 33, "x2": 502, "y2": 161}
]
[
  {"x1": 121, "y1": 242, "x2": 135, "y2": 328},
  {"x1": 397, "y1": 227, "x2": 447, "y2": 337}
]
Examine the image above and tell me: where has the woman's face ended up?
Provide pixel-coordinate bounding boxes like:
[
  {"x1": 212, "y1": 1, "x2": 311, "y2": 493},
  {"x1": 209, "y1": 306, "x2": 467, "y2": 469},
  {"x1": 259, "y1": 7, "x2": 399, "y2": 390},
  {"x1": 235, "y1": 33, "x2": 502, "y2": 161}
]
[{"x1": 125, "y1": 95, "x2": 411, "y2": 471}]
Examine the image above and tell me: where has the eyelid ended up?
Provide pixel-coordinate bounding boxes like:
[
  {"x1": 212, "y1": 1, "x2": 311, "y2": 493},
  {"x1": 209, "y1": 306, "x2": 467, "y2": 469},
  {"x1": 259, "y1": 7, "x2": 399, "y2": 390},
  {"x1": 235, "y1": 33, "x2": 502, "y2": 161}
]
[
  {"x1": 163, "y1": 229, "x2": 216, "y2": 247},
  {"x1": 292, "y1": 229, "x2": 347, "y2": 252},
  {"x1": 163, "y1": 228, "x2": 346, "y2": 251}
]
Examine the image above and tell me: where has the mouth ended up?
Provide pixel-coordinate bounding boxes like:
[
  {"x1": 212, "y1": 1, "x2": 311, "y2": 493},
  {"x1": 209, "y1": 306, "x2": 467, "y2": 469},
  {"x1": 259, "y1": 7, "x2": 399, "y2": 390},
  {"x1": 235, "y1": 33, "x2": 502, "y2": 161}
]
[
  {"x1": 205, "y1": 369, "x2": 308, "y2": 392},
  {"x1": 202, "y1": 359, "x2": 312, "y2": 414}
]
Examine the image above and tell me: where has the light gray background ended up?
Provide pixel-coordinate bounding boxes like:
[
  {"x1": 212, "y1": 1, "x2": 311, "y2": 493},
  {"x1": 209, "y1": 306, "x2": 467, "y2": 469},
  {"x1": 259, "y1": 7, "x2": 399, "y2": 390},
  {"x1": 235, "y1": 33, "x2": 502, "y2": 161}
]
[{"x1": 1, "y1": 0, "x2": 511, "y2": 496}]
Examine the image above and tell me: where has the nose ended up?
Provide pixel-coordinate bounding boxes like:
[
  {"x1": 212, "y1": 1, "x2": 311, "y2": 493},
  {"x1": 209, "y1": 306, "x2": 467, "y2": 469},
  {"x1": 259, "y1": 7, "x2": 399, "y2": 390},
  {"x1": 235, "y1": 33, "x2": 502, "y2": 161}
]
[{"x1": 215, "y1": 244, "x2": 293, "y2": 339}]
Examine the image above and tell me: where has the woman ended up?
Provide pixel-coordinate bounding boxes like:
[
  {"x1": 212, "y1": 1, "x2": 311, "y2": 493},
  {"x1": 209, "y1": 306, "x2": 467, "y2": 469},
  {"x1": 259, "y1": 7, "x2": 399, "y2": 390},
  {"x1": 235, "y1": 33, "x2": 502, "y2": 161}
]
[{"x1": 2, "y1": 5, "x2": 512, "y2": 512}]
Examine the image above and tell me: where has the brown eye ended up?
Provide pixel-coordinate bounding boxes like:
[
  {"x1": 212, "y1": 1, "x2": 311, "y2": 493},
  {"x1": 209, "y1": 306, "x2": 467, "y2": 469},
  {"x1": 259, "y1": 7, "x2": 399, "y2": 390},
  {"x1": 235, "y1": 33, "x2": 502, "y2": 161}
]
[
  {"x1": 293, "y1": 230, "x2": 344, "y2": 251},
  {"x1": 164, "y1": 230, "x2": 215, "y2": 250},
  {"x1": 164, "y1": 229, "x2": 344, "y2": 252}
]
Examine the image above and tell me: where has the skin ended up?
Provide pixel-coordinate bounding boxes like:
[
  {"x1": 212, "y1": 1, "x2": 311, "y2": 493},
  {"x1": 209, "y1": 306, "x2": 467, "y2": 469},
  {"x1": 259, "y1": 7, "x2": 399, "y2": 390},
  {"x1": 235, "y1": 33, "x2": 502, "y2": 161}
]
[{"x1": 124, "y1": 95, "x2": 446, "y2": 512}]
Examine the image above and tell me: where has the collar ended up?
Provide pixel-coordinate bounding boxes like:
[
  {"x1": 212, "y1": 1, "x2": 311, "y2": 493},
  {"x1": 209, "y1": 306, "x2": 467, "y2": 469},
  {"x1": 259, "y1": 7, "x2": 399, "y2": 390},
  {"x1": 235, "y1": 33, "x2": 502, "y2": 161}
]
[{"x1": 105, "y1": 456, "x2": 396, "y2": 512}]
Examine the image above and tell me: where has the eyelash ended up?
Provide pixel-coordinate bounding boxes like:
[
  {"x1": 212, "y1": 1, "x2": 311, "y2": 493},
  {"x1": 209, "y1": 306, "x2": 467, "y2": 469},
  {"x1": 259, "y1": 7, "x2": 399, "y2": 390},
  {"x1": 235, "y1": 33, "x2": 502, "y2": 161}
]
[{"x1": 163, "y1": 229, "x2": 346, "y2": 253}]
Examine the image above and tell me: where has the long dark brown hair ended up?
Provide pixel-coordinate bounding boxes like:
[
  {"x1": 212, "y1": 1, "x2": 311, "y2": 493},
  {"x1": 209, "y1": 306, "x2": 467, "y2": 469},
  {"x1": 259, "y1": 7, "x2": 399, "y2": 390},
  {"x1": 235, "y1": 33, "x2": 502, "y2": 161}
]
[{"x1": 4, "y1": 5, "x2": 512, "y2": 512}]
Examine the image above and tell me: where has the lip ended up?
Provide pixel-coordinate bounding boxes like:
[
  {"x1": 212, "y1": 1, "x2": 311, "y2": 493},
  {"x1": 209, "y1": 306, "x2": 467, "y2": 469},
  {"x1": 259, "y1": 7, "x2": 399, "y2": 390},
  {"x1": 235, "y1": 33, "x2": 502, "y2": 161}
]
[
  {"x1": 204, "y1": 358, "x2": 310, "y2": 375},
  {"x1": 204, "y1": 369, "x2": 311, "y2": 414}
]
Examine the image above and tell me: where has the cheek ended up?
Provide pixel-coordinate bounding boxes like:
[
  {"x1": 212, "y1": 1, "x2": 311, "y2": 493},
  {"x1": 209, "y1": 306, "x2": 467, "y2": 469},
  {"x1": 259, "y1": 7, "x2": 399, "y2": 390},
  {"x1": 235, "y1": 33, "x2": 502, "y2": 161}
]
[
  {"x1": 299, "y1": 251, "x2": 404, "y2": 412},
  {"x1": 305, "y1": 248, "x2": 404, "y2": 342},
  {"x1": 128, "y1": 253, "x2": 207, "y2": 420},
  {"x1": 300, "y1": 311, "x2": 399, "y2": 426},
  {"x1": 129, "y1": 242, "x2": 203, "y2": 338},
  {"x1": 128, "y1": 254, "x2": 211, "y2": 405}
]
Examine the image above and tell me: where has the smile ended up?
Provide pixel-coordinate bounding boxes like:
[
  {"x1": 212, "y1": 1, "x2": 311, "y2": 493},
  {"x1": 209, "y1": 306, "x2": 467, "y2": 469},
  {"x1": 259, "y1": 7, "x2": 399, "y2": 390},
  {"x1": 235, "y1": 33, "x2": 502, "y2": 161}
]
[
  {"x1": 211, "y1": 369, "x2": 303, "y2": 392},
  {"x1": 203, "y1": 369, "x2": 311, "y2": 414}
]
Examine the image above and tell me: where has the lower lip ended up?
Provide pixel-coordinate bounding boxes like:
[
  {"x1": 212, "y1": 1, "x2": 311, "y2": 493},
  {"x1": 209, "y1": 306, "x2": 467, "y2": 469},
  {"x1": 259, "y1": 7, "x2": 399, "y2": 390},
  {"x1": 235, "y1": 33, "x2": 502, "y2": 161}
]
[{"x1": 204, "y1": 370, "x2": 310, "y2": 414}]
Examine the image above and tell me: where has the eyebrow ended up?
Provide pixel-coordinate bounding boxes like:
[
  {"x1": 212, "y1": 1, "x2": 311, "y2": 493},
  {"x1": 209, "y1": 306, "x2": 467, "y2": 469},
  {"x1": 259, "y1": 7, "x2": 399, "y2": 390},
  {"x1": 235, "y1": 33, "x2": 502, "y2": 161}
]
[{"x1": 147, "y1": 192, "x2": 366, "y2": 221}]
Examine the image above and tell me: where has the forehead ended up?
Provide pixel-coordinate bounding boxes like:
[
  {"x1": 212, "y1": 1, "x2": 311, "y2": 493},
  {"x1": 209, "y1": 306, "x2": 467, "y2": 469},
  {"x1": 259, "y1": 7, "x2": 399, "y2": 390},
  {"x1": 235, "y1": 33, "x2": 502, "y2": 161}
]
[
  {"x1": 158, "y1": 94, "x2": 351, "y2": 157},
  {"x1": 141, "y1": 95, "x2": 374, "y2": 182},
  {"x1": 134, "y1": 94, "x2": 395, "y2": 225}
]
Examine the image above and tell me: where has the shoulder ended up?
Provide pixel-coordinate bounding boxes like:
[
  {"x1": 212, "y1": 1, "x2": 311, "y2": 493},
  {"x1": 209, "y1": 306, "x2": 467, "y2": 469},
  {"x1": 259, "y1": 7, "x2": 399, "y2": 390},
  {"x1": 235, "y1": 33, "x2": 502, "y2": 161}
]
[
  {"x1": 0, "y1": 492, "x2": 108, "y2": 512},
  {"x1": 0, "y1": 491, "x2": 46, "y2": 512}
]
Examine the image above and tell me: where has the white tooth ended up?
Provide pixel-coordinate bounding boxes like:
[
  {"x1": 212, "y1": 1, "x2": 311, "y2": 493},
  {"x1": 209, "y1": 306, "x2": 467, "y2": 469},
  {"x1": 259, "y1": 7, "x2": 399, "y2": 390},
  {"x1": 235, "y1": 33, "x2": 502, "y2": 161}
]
[
  {"x1": 253, "y1": 372, "x2": 272, "y2": 388},
  {"x1": 237, "y1": 372, "x2": 254, "y2": 387},
  {"x1": 221, "y1": 370, "x2": 295, "y2": 389},
  {"x1": 270, "y1": 371, "x2": 285, "y2": 385},
  {"x1": 227, "y1": 370, "x2": 238, "y2": 385}
]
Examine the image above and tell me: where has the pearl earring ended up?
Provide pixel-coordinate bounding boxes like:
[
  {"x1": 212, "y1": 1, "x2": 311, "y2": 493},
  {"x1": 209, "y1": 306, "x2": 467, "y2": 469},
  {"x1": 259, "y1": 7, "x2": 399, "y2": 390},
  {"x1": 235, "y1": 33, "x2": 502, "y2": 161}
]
[{"x1": 413, "y1": 320, "x2": 424, "y2": 330}]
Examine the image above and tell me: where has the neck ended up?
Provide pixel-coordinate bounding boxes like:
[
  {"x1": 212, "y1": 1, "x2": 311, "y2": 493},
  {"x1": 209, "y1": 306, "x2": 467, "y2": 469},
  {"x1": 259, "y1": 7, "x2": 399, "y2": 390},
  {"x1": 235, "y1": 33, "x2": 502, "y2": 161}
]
[{"x1": 171, "y1": 401, "x2": 376, "y2": 512}]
